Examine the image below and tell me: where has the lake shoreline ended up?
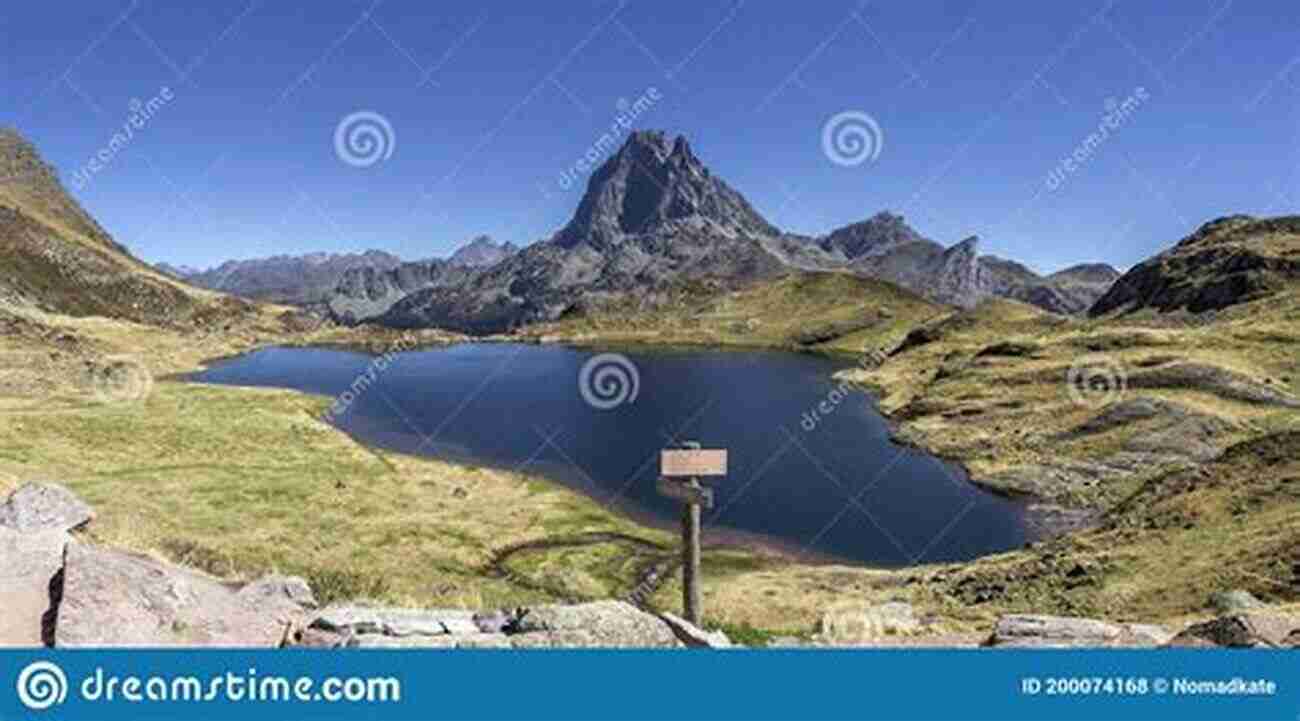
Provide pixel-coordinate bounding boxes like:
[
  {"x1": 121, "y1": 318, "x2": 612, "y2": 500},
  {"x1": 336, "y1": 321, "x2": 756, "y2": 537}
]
[{"x1": 191, "y1": 340, "x2": 1033, "y2": 568}]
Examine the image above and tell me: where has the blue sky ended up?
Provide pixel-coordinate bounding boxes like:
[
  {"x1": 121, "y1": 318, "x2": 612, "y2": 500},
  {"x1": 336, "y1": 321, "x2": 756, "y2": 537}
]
[{"x1": 4, "y1": 0, "x2": 1299, "y2": 272}]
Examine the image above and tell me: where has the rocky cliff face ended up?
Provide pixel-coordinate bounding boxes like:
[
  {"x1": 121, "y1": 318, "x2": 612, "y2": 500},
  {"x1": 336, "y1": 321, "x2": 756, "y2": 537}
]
[
  {"x1": 328, "y1": 258, "x2": 478, "y2": 325},
  {"x1": 358, "y1": 131, "x2": 792, "y2": 332},
  {"x1": 554, "y1": 131, "x2": 780, "y2": 250},
  {"x1": 1091, "y1": 215, "x2": 1300, "y2": 316}
]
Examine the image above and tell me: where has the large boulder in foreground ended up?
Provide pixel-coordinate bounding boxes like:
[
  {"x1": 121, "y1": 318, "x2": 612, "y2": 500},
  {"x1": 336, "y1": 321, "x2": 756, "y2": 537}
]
[
  {"x1": 1167, "y1": 612, "x2": 1300, "y2": 648},
  {"x1": 56, "y1": 542, "x2": 292, "y2": 647},
  {"x1": 0, "y1": 482, "x2": 94, "y2": 533},
  {"x1": 986, "y1": 615, "x2": 1173, "y2": 648},
  {"x1": 0, "y1": 527, "x2": 66, "y2": 647}
]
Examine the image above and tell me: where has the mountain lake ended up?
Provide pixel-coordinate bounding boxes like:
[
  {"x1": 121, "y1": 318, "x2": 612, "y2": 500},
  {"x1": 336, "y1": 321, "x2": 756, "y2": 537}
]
[{"x1": 192, "y1": 343, "x2": 1029, "y2": 566}]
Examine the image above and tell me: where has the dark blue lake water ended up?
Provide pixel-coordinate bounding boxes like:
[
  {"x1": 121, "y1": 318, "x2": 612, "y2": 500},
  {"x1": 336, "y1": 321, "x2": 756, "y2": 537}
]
[{"x1": 192, "y1": 343, "x2": 1028, "y2": 566}]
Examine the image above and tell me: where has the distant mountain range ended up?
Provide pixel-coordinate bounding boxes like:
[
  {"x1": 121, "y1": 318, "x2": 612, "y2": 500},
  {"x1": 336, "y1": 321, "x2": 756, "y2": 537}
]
[
  {"x1": 324, "y1": 131, "x2": 1121, "y2": 332},
  {"x1": 9, "y1": 124, "x2": 1295, "y2": 341},
  {"x1": 157, "y1": 237, "x2": 519, "y2": 307}
]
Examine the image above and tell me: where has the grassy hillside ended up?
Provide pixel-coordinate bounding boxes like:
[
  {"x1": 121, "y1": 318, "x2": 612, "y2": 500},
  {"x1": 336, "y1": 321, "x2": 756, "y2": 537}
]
[{"x1": 515, "y1": 271, "x2": 944, "y2": 355}]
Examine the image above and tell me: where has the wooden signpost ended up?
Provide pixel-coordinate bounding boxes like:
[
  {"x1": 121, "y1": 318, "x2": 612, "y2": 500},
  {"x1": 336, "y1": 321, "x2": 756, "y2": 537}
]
[{"x1": 658, "y1": 442, "x2": 727, "y2": 624}]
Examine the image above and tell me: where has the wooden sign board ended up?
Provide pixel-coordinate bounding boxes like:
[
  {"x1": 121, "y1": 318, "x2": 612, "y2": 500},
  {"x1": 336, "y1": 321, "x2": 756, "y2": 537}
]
[
  {"x1": 660, "y1": 449, "x2": 728, "y2": 478},
  {"x1": 656, "y1": 477, "x2": 715, "y2": 508}
]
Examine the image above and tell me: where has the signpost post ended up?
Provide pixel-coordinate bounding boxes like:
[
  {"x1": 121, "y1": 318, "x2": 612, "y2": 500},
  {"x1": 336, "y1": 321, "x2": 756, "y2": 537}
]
[{"x1": 658, "y1": 442, "x2": 727, "y2": 624}]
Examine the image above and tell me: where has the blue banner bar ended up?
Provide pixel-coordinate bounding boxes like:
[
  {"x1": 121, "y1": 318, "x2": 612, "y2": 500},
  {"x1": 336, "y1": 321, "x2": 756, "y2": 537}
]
[{"x1": 0, "y1": 649, "x2": 1293, "y2": 720}]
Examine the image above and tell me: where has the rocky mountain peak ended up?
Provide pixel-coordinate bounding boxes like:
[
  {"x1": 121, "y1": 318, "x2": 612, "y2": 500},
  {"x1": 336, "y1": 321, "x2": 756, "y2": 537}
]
[
  {"x1": 448, "y1": 235, "x2": 518, "y2": 268},
  {"x1": 1050, "y1": 263, "x2": 1122, "y2": 285},
  {"x1": 552, "y1": 130, "x2": 778, "y2": 251},
  {"x1": 818, "y1": 211, "x2": 928, "y2": 259}
]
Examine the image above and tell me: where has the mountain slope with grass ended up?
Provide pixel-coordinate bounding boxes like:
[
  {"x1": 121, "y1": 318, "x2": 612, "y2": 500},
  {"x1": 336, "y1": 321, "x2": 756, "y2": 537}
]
[
  {"x1": 0, "y1": 128, "x2": 265, "y2": 328},
  {"x1": 1091, "y1": 215, "x2": 1300, "y2": 316}
]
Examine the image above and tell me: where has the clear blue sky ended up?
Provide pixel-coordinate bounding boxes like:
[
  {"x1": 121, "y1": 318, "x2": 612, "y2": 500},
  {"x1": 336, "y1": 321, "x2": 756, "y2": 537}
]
[{"x1": 4, "y1": 0, "x2": 1298, "y2": 272}]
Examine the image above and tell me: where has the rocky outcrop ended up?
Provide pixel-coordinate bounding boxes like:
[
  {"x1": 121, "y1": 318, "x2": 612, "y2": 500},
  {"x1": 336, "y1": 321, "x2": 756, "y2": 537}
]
[
  {"x1": 1091, "y1": 215, "x2": 1300, "y2": 316},
  {"x1": 0, "y1": 481, "x2": 94, "y2": 533},
  {"x1": 56, "y1": 541, "x2": 307, "y2": 647},
  {"x1": 1167, "y1": 612, "x2": 1300, "y2": 648},
  {"x1": 304, "y1": 601, "x2": 706, "y2": 649},
  {"x1": 985, "y1": 615, "x2": 1174, "y2": 648}
]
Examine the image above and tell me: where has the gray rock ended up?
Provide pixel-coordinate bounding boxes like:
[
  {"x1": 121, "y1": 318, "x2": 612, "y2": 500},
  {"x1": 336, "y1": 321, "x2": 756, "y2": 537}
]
[
  {"x1": 510, "y1": 601, "x2": 682, "y2": 648},
  {"x1": 0, "y1": 527, "x2": 67, "y2": 647},
  {"x1": 0, "y1": 482, "x2": 94, "y2": 533},
  {"x1": 987, "y1": 615, "x2": 1170, "y2": 648},
  {"x1": 659, "y1": 613, "x2": 733, "y2": 648},
  {"x1": 1208, "y1": 590, "x2": 1266, "y2": 615},
  {"x1": 56, "y1": 541, "x2": 288, "y2": 647},
  {"x1": 1167, "y1": 612, "x2": 1300, "y2": 648},
  {"x1": 239, "y1": 575, "x2": 317, "y2": 610},
  {"x1": 310, "y1": 606, "x2": 478, "y2": 637}
]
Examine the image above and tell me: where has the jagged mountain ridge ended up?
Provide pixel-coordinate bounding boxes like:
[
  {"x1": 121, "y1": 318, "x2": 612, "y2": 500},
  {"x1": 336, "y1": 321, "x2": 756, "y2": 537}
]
[
  {"x1": 174, "y1": 250, "x2": 404, "y2": 306},
  {"x1": 330, "y1": 131, "x2": 1118, "y2": 332}
]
